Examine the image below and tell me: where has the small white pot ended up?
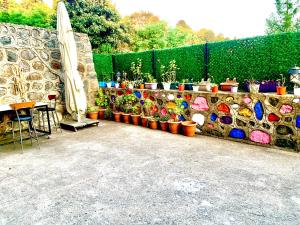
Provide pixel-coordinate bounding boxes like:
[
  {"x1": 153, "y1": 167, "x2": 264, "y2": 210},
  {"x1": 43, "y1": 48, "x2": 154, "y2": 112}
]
[
  {"x1": 192, "y1": 85, "x2": 199, "y2": 92},
  {"x1": 231, "y1": 86, "x2": 238, "y2": 93},
  {"x1": 145, "y1": 83, "x2": 158, "y2": 90},
  {"x1": 106, "y1": 82, "x2": 112, "y2": 88},
  {"x1": 114, "y1": 83, "x2": 120, "y2": 88},
  {"x1": 128, "y1": 84, "x2": 134, "y2": 89},
  {"x1": 294, "y1": 87, "x2": 300, "y2": 96},
  {"x1": 163, "y1": 82, "x2": 171, "y2": 90}
]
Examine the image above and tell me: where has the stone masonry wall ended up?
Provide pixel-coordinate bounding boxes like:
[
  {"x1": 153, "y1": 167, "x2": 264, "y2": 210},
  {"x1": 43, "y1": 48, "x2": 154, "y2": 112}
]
[
  {"x1": 0, "y1": 23, "x2": 98, "y2": 119},
  {"x1": 103, "y1": 88, "x2": 300, "y2": 152}
]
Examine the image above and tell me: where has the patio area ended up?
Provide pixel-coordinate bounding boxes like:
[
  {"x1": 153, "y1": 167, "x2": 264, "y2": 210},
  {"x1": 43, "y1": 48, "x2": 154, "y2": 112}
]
[{"x1": 0, "y1": 121, "x2": 299, "y2": 225}]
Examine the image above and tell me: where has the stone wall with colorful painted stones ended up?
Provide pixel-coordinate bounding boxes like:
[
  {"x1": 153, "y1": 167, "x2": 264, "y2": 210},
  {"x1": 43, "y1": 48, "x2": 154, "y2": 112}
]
[
  {"x1": 0, "y1": 23, "x2": 98, "y2": 118},
  {"x1": 103, "y1": 88, "x2": 300, "y2": 152}
]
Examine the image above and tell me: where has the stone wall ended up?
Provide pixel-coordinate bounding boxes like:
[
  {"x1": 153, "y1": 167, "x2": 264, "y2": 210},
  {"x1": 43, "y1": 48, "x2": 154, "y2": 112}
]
[
  {"x1": 103, "y1": 88, "x2": 300, "y2": 152},
  {"x1": 0, "y1": 23, "x2": 98, "y2": 118}
]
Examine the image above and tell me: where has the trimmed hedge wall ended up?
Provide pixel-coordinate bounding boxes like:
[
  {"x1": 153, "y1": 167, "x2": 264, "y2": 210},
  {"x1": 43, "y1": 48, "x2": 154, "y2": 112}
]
[
  {"x1": 155, "y1": 44, "x2": 205, "y2": 82},
  {"x1": 93, "y1": 32, "x2": 300, "y2": 86},
  {"x1": 92, "y1": 54, "x2": 113, "y2": 81}
]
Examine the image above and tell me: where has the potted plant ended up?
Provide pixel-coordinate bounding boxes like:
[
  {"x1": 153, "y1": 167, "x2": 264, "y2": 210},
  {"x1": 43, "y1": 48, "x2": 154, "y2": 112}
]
[
  {"x1": 141, "y1": 99, "x2": 153, "y2": 127},
  {"x1": 86, "y1": 106, "x2": 99, "y2": 120},
  {"x1": 247, "y1": 79, "x2": 260, "y2": 93},
  {"x1": 144, "y1": 73, "x2": 158, "y2": 90},
  {"x1": 148, "y1": 115, "x2": 160, "y2": 129},
  {"x1": 160, "y1": 60, "x2": 178, "y2": 90},
  {"x1": 95, "y1": 89, "x2": 110, "y2": 120},
  {"x1": 277, "y1": 74, "x2": 286, "y2": 95},
  {"x1": 120, "y1": 71, "x2": 128, "y2": 89},
  {"x1": 289, "y1": 65, "x2": 300, "y2": 96},
  {"x1": 131, "y1": 104, "x2": 141, "y2": 125},
  {"x1": 198, "y1": 78, "x2": 212, "y2": 91},
  {"x1": 230, "y1": 84, "x2": 239, "y2": 93},
  {"x1": 159, "y1": 115, "x2": 170, "y2": 131},
  {"x1": 182, "y1": 121, "x2": 197, "y2": 137},
  {"x1": 210, "y1": 75, "x2": 218, "y2": 93},
  {"x1": 178, "y1": 80, "x2": 185, "y2": 91},
  {"x1": 121, "y1": 94, "x2": 137, "y2": 123},
  {"x1": 104, "y1": 107, "x2": 113, "y2": 120},
  {"x1": 179, "y1": 79, "x2": 193, "y2": 91},
  {"x1": 113, "y1": 96, "x2": 122, "y2": 122},
  {"x1": 131, "y1": 58, "x2": 144, "y2": 89},
  {"x1": 168, "y1": 98, "x2": 184, "y2": 134}
]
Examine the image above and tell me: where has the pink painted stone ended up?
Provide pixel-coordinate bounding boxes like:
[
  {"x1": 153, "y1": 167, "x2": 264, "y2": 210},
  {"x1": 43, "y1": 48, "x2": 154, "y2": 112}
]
[
  {"x1": 243, "y1": 97, "x2": 252, "y2": 104},
  {"x1": 249, "y1": 130, "x2": 271, "y2": 144},
  {"x1": 154, "y1": 92, "x2": 159, "y2": 97},
  {"x1": 191, "y1": 97, "x2": 209, "y2": 111},
  {"x1": 161, "y1": 107, "x2": 167, "y2": 116},
  {"x1": 279, "y1": 105, "x2": 293, "y2": 114},
  {"x1": 207, "y1": 123, "x2": 214, "y2": 129}
]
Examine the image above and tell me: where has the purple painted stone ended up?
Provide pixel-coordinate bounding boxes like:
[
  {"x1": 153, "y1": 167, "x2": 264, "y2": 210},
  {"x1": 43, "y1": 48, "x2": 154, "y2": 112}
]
[{"x1": 220, "y1": 116, "x2": 232, "y2": 124}]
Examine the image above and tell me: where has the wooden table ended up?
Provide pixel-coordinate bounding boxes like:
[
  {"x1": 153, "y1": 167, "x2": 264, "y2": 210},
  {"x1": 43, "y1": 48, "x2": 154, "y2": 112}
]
[{"x1": 0, "y1": 102, "x2": 52, "y2": 140}]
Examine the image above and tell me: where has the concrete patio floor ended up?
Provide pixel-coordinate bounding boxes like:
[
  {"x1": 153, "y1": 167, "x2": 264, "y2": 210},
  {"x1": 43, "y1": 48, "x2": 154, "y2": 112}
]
[{"x1": 0, "y1": 121, "x2": 299, "y2": 225}]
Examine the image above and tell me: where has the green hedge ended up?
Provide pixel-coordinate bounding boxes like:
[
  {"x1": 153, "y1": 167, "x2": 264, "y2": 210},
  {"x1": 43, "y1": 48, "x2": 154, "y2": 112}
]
[
  {"x1": 93, "y1": 54, "x2": 113, "y2": 81},
  {"x1": 208, "y1": 32, "x2": 300, "y2": 86},
  {"x1": 114, "y1": 51, "x2": 153, "y2": 80},
  {"x1": 93, "y1": 32, "x2": 300, "y2": 86},
  {"x1": 155, "y1": 44, "x2": 205, "y2": 82}
]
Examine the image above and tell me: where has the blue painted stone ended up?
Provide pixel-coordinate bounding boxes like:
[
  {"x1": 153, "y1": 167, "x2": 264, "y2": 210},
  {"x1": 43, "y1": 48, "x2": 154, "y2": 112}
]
[
  {"x1": 181, "y1": 101, "x2": 189, "y2": 109},
  {"x1": 210, "y1": 113, "x2": 218, "y2": 122},
  {"x1": 254, "y1": 101, "x2": 264, "y2": 121},
  {"x1": 229, "y1": 128, "x2": 246, "y2": 139},
  {"x1": 134, "y1": 91, "x2": 141, "y2": 98},
  {"x1": 179, "y1": 115, "x2": 186, "y2": 121},
  {"x1": 296, "y1": 115, "x2": 300, "y2": 128},
  {"x1": 99, "y1": 81, "x2": 106, "y2": 87},
  {"x1": 220, "y1": 116, "x2": 232, "y2": 124}
]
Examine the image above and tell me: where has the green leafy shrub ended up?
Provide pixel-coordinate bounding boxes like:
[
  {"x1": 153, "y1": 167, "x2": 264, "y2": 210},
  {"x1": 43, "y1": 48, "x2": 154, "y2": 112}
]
[{"x1": 93, "y1": 54, "x2": 114, "y2": 81}]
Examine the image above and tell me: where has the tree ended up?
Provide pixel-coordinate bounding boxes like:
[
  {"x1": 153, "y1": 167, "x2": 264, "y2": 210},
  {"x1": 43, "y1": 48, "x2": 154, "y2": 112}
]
[
  {"x1": 176, "y1": 20, "x2": 192, "y2": 32},
  {"x1": 266, "y1": 0, "x2": 300, "y2": 33},
  {"x1": 123, "y1": 11, "x2": 160, "y2": 29},
  {"x1": 51, "y1": 0, "x2": 129, "y2": 53}
]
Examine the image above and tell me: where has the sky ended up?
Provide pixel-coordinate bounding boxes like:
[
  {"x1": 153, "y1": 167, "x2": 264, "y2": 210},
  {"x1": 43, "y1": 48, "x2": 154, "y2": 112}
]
[{"x1": 44, "y1": 0, "x2": 276, "y2": 39}]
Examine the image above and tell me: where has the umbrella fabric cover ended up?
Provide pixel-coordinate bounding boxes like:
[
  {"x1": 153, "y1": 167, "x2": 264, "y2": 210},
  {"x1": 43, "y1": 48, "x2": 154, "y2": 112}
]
[{"x1": 57, "y1": 1, "x2": 87, "y2": 121}]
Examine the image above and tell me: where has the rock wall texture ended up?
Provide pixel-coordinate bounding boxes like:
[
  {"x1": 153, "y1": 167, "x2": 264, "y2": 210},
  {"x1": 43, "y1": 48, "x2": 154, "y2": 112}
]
[
  {"x1": 103, "y1": 88, "x2": 300, "y2": 152},
  {"x1": 0, "y1": 23, "x2": 98, "y2": 118}
]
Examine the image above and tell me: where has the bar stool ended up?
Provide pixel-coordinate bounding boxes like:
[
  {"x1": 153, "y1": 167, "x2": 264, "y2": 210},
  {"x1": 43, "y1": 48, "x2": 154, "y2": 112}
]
[
  {"x1": 10, "y1": 101, "x2": 40, "y2": 153},
  {"x1": 37, "y1": 95, "x2": 62, "y2": 133}
]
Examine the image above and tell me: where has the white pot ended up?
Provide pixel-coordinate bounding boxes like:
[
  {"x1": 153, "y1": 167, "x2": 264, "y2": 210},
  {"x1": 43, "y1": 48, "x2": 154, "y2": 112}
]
[
  {"x1": 163, "y1": 82, "x2": 171, "y2": 90},
  {"x1": 145, "y1": 83, "x2": 158, "y2": 90},
  {"x1": 128, "y1": 84, "x2": 134, "y2": 89},
  {"x1": 192, "y1": 85, "x2": 199, "y2": 92},
  {"x1": 231, "y1": 86, "x2": 238, "y2": 93},
  {"x1": 249, "y1": 84, "x2": 260, "y2": 93},
  {"x1": 106, "y1": 82, "x2": 112, "y2": 88},
  {"x1": 114, "y1": 83, "x2": 120, "y2": 88},
  {"x1": 294, "y1": 87, "x2": 300, "y2": 96}
]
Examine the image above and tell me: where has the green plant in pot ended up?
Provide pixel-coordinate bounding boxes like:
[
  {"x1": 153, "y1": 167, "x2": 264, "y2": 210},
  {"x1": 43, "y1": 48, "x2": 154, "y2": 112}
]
[
  {"x1": 168, "y1": 98, "x2": 185, "y2": 134},
  {"x1": 86, "y1": 106, "x2": 99, "y2": 120},
  {"x1": 131, "y1": 104, "x2": 141, "y2": 125},
  {"x1": 144, "y1": 73, "x2": 157, "y2": 90},
  {"x1": 121, "y1": 94, "x2": 138, "y2": 123},
  {"x1": 141, "y1": 98, "x2": 154, "y2": 127},
  {"x1": 148, "y1": 114, "x2": 160, "y2": 130},
  {"x1": 131, "y1": 58, "x2": 144, "y2": 89},
  {"x1": 104, "y1": 107, "x2": 113, "y2": 120},
  {"x1": 113, "y1": 96, "x2": 123, "y2": 122},
  {"x1": 95, "y1": 89, "x2": 110, "y2": 120},
  {"x1": 160, "y1": 60, "x2": 179, "y2": 90},
  {"x1": 159, "y1": 115, "x2": 170, "y2": 131}
]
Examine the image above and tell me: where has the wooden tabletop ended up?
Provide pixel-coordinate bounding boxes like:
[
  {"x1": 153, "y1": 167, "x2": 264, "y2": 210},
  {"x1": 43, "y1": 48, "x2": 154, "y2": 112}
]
[{"x1": 0, "y1": 102, "x2": 48, "y2": 112}]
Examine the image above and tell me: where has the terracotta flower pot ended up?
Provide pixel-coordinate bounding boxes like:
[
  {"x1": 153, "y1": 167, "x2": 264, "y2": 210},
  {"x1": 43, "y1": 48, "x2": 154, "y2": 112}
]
[
  {"x1": 159, "y1": 121, "x2": 168, "y2": 131},
  {"x1": 131, "y1": 114, "x2": 141, "y2": 125},
  {"x1": 87, "y1": 112, "x2": 98, "y2": 120},
  {"x1": 113, "y1": 112, "x2": 121, "y2": 122},
  {"x1": 168, "y1": 120, "x2": 182, "y2": 134},
  {"x1": 149, "y1": 120, "x2": 158, "y2": 129},
  {"x1": 277, "y1": 86, "x2": 286, "y2": 95},
  {"x1": 178, "y1": 84, "x2": 184, "y2": 91},
  {"x1": 98, "y1": 108, "x2": 106, "y2": 120},
  {"x1": 182, "y1": 121, "x2": 197, "y2": 137},
  {"x1": 121, "y1": 82, "x2": 126, "y2": 89},
  {"x1": 141, "y1": 116, "x2": 150, "y2": 127},
  {"x1": 122, "y1": 113, "x2": 131, "y2": 124},
  {"x1": 211, "y1": 85, "x2": 218, "y2": 93},
  {"x1": 139, "y1": 84, "x2": 145, "y2": 89}
]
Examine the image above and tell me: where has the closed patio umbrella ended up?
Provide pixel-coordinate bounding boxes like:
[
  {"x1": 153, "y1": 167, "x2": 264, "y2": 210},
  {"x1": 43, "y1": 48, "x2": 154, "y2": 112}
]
[{"x1": 57, "y1": 1, "x2": 87, "y2": 122}]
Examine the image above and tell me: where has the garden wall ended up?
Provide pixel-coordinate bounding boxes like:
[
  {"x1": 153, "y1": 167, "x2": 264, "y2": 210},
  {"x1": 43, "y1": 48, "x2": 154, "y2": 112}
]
[
  {"x1": 0, "y1": 23, "x2": 98, "y2": 118},
  {"x1": 103, "y1": 88, "x2": 300, "y2": 152},
  {"x1": 94, "y1": 32, "x2": 300, "y2": 87}
]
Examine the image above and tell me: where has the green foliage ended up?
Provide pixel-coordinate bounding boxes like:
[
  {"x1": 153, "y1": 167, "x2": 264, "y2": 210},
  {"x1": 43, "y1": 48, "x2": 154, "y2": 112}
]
[
  {"x1": 160, "y1": 115, "x2": 170, "y2": 122},
  {"x1": 93, "y1": 54, "x2": 113, "y2": 81},
  {"x1": 156, "y1": 44, "x2": 205, "y2": 82},
  {"x1": 87, "y1": 106, "x2": 98, "y2": 113},
  {"x1": 95, "y1": 89, "x2": 110, "y2": 108},
  {"x1": 51, "y1": 0, "x2": 129, "y2": 52},
  {"x1": 208, "y1": 32, "x2": 300, "y2": 87},
  {"x1": 121, "y1": 94, "x2": 138, "y2": 113},
  {"x1": 114, "y1": 51, "x2": 153, "y2": 80},
  {"x1": 130, "y1": 58, "x2": 143, "y2": 85},
  {"x1": 160, "y1": 60, "x2": 179, "y2": 83},
  {"x1": 266, "y1": 0, "x2": 300, "y2": 33},
  {"x1": 144, "y1": 73, "x2": 157, "y2": 83}
]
